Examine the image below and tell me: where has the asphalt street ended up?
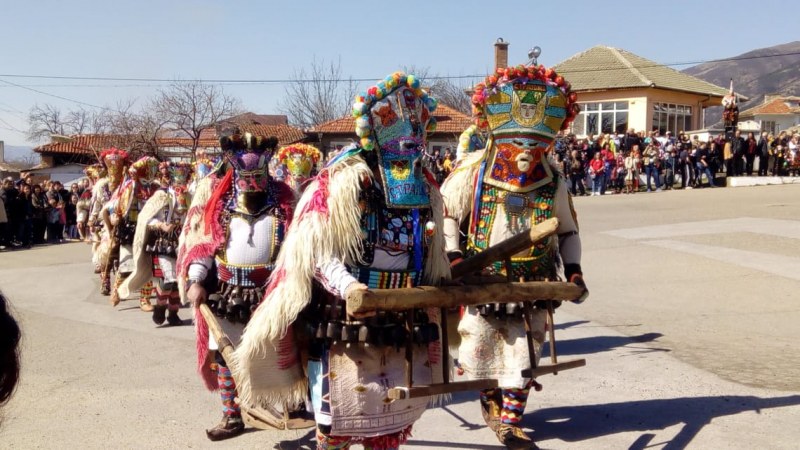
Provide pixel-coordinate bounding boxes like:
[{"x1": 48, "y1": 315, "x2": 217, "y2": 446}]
[{"x1": 1, "y1": 184, "x2": 799, "y2": 449}]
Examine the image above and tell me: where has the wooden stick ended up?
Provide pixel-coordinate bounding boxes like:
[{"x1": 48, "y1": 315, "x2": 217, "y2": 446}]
[
  {"x1": 198, "y1": 304, "x2": 235, "y2": 361},
  {"x1": 388, "y1": 379, "x2": 499, "y2": 400},
  {"x1": 439, "y1": 306, "x2": 449, "y2": 384},
  {"x1": 450, "y1": 218, "x2": 559, "y2": 279},
  {"x1": 520, "y1": 358, "x2": 586, "y2": 378},
  {"x1": 404, "y1": 278, "x2": 414, "y2": 388},
  {"x1": 346, "y1": 281, "x2": 583, "y2": 315},
  {"x1": 547, "y1": 301, "x2": 558, "y2": 368}
]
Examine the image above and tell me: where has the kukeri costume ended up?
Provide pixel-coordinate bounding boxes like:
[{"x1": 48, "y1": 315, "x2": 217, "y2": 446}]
[
  {"x1": 176, "y1": 133, "x2": 295, "y2": 441},
  {"x1": 78, "y1": 164, "x2": 105, "y2": 243},
  {"x1": 118, "y1": 161, "x2": 194, "y2": 326},
  {"x1": 106, "y1": 156, "x2": 160, "y2": 309},
  {"x1": 92, "y1": 149, "x2": 129, "y2": 290},
  {"x1": 231, "y1": 72, "x2": 450, "y2": 450},
  {"x1": 274, "y1": 143, "x2": 322, "y2": 192},
  {"x1": 441, "y1": 62, "x2": 586, "y2": 449}
]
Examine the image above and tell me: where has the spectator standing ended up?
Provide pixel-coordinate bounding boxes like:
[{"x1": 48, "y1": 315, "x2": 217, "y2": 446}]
[
  {"x1": 622, "y1": 128, "x2": 642, "y2": 153},
  {"x1": 16, "y1": 184, "x2": 33, "y2": 248},
  {"x1": 589, "y1": 152, "x2": 605, "y2": 196},
  {"x1": 30, "y1": 184, "x2": 48, "y2": 245},
  {"x1": 744, "y1": 132, "x2": 758, "y2": 176},
  {"x1": 613, "y1": 150, "x2": 626, "y2": 193},
  {"x1": 65, "y1": 194, "x2": 79, "y2": 240},
  {"x1": 45, "y1": 183, "x2": 64, "y2": 243},
  {"x1": 663, "y1": 147, "x2": 677, "y2": 190},
  {"x1": 0, "y1": 193, "x2": 7, "y2": 250},
  {"x1": 600, "y1": 142, "x2": 614, "y2": 195},
  {"x1": 757, "y1": 131, "x2": 770, "y2": 176},
  {"x1": 623, "y1": 149, "x2": 639, "y2": 194},
  {"x1": 677, "y1": 143, "x2": 691, "y2": 189},
  {"x1": 568, "y1": 150, "x2": 586, "y2": 196},
  {"x1": 642, "y1": 142, "x2": 662, "y2": 192},
  {"x1": 729, "y1": 130, "x2": 746, "y2": 176},
  {"x1": 1, "y1": 178, "x2": 20, "y2": 247},
  {"x1": 695, "y1": 143, "x2": 716, "y2": 188}
]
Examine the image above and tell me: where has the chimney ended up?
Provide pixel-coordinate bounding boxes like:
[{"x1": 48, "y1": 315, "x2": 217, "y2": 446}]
[
  {"x1": 764, "y1": 93, "x2": 782, "y2": 104},
  {"x1": 0, "y1": 140, "x2": 5, "y2": 164},
  {"x1": 494, "y1": 38, "x2": 510, "y2": 69}
]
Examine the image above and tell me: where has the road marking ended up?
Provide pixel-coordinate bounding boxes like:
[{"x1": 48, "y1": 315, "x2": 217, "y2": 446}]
[
  {"x1": 605, "y1": 217, "x2": 800, "y2": 241},
  {"x1": 604, "y1": 217, "x2": 800, "y2": 281},
  {"x1": 644, "y1": 240, "x2": 800, "y2": 281}
]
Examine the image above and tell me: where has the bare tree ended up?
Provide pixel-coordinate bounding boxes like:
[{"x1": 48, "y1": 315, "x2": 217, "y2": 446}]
[
  {"x1": 279, "y1": 57, "x2": 357, "y2": 128},
  {"x1": 429, "y1": 78, "x2": 472, "y2": 116},
  {"x1": 26, "y1": 104, "x2": 69, "y2": 142},
  {"x1": 154, "y1": 81, "x2": 242, "y2": 153},
  {"x1": 104, "y1": 99, "x2": 167, "y2": 158},
  {"x1": 7, "y1": 153, "x2": 41, "y2": 170},
  {"x1": 401, "y1": 66, "x2": 473, "y2": 115},
  {"x1": 26, "y1": 104, "x2": 111, "y2": 142}
]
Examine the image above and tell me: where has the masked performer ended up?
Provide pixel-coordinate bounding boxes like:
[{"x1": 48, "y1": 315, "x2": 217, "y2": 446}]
[
  {"x1": 91, "y1": 149, "x2": 129, "y2": 285},
  {"x1": 178, "y1": 133, "x2": 295, "y2": 441},
  {"x1": 117, "y1": 161, "x2": 193, "y2": 325},
  {"x1": 231, "y1": 72, "x2": 450, "y2": 450},
  {"x1": 441, "y1": 63, "x2": 586, "y2": 449},
  {"x1": 104, "y1": 156, "x2": 160, "y2": 309},
  {"x1": 274, "y1": 143, "x2": 322, "y2": 192},
  {"x1": 78, "y1": 164, "x2": 104, "y2": 243}
]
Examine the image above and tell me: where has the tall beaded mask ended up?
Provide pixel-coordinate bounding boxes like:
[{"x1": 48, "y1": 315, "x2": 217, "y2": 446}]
[
  {"x1": 472, "y1": 60, "x2": 579, "y2": 193},
  {"x1": 352, "y1": 71, "x2": 438, "y2": 208}
]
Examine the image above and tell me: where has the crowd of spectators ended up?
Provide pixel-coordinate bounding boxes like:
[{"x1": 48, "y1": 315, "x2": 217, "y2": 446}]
[
  {"x1": 554, "y1": 128, "x2": 800, "y2": 197},
  {"x1": 0, "y1": 175, "x2": 90, "y2": 251}
]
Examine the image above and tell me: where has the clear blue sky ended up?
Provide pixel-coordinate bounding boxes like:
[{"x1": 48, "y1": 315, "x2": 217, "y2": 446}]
[{"x1": 0, "y1": 0, "x2": 793, "y2": 146}]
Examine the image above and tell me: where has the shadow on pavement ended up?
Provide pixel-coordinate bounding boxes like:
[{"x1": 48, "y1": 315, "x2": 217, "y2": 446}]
[
  {"x1": 543, "y1": 332, "x2": 668, "y2": 357},
  {"x1": 525, "y1": 395, "x2": 800, "y2": 450},
  {"x1": 555, "y1": 320, "x2": 591, "y2": 330}
]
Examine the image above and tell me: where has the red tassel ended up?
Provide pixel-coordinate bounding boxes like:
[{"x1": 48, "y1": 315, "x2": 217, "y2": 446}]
[{"x1": 194, "y1": 307, "x2": 218, "y2": 391}]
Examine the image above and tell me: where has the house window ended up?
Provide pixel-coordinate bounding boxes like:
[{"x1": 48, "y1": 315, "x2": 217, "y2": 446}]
[
  {"x1": 761, "y1": 121, "x2": 777, "y2": 135},
  {"x1": 572, "y1": 101, "x2": 629, "y2": 136},
  {"x1": 651, "y1": 102, "x2": 692, "y2": 134}
]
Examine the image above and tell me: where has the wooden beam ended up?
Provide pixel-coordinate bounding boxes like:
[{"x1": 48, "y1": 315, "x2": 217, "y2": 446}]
[
  {"x1": 520, "y1": 359, "x2": 586, "y2": 378},
  {"x1": 388, "y1": 379, "x2": 499, "y2": 400},
  {"x1": 450, "y1": 218, "x2": 559, "y2": 279},
  {"x1": 346, "y1": 281, "x2": 583, "y2": 315}
]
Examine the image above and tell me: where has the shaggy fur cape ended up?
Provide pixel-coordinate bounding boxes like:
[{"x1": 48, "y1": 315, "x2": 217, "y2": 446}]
[
  {"x1": 231, "y1": 153, "x2": 451, "y2": 408},
  {"x1": 176, "y1": 170, "x2": 295, "y2": 391},
  {"x1": 117, "y1": 189, "x2": 171, "y2": 299}
]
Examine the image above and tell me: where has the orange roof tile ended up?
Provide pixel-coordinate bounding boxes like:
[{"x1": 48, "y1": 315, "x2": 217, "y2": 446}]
[
  {"x1": 35, "y1": 125, "x2": 306, "y2": 157},
  {"x1": 33, "y1": 135, "x2": 125, "y2": 156},
  {"x1": 739, "y1": 96, "x2": 800, "y2": 118},
  {"x1": 309, "y1": 104, "x2": 472, "y2": 136}
]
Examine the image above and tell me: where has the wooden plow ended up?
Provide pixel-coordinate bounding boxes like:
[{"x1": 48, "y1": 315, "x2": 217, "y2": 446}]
[
  {"x1": 346, "y1": 217, "x2": 587, "y2": 400},
  {"x1": 197, "y1": 304, "x2": 315, "y2": 431}
]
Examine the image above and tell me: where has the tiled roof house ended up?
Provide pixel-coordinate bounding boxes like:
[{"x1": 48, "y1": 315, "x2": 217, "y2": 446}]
[{"x1": 552, "y1": 45, "x2": 737, "y2": 136}]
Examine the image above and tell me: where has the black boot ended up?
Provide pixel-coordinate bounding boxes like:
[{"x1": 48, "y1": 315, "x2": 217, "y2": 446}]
[
  {"x1": 152, "y1": 304, "x2": 167, "y2": 325},
  {"x1": 206, "y1": 415, "x2": 244, "y2": 441},
  {"x1": 166, "y1": 309, "x2": 183, "y2": 326}
]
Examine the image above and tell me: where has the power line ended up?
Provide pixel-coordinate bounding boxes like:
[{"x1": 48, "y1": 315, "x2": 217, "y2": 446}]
[
  {"x1": 0, "y1": 77, "x2": 108, "y2": 110},
  {"x1": 0, "y1": 50, "x2": 798, "y2": 84}
]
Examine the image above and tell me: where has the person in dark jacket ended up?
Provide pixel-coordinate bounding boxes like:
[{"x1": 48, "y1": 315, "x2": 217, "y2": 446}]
[
  {"x1": 1, "y1": 178, "x2": 21, "y2": 247},
  {"x1": 729, "y1": 130, "x2": 746, "y2": 176},
  {"x1": 757, "y1": 131, "x2": 770, "y2": 176},
  {"x1": 744, "y1": 132, "x2": 758, "y2": 176},
  {"x1": 30, "y1": 184, "x2": 48, "y2": 245}
]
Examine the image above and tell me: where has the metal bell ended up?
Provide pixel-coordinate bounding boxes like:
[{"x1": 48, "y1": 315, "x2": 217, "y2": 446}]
[
  {"x1": 358, "y1": 325, "x2": 369, "y2": 344},
  {"x1": 315, "y1": 323, "x2": 326, "y2": 340},
  {"x1": 326, "y1": 322, "x2": 342, "y2": 342},
  {"x1": 506, "y1": 302, "x2": 519, "y2": 316}
]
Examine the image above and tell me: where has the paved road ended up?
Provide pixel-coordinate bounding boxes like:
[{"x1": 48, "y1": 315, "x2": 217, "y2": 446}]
[{"x1": 1, "y1": 184, "x2": 799, "y2": 449}]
